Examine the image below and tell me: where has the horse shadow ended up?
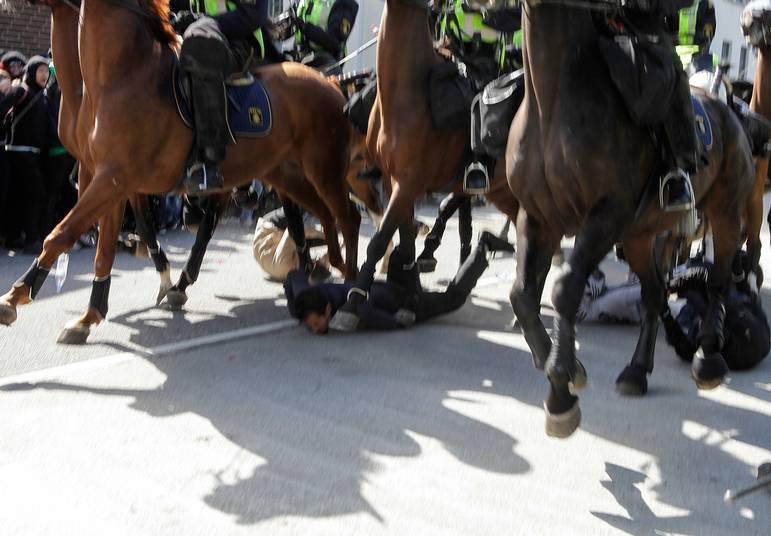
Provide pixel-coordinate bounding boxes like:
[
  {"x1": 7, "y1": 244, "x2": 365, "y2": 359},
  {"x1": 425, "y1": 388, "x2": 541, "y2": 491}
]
[{"x1": 1, "y1": 298, "x2": 533, "y2": 525}]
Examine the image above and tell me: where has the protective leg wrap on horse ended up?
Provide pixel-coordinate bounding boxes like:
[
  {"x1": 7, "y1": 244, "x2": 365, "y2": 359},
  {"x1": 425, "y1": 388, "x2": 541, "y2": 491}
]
[
  {"x1": 546, "y1": 317, "x2": 587, "y2": 394},
  {"x1": 89, "y1": 276, "x2": 111, "y2": 319},
  {"x1": 692, "y1": 289, "x2": 729, "y2": 389},
  {"x1": 14, "y1": 259, "x2": 50, "y2": 300}
]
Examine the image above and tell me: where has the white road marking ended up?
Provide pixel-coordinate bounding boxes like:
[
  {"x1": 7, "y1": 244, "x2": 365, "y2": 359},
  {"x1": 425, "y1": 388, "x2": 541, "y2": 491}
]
[{"x1": 0, "y1": 319, "x2": 297, "y2": 386}]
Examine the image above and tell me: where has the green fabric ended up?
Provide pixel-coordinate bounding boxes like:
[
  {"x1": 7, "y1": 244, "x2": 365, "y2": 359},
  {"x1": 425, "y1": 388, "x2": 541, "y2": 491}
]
[
  {"x1": 440, "y1": 0, "x2": 521, "y2": 71},
  {"x1": 678, "y1": 0, "x2": 699, "y2": 46},
  {"x1": 47, "y1": 146, "x2": 68, "y2": 157},
  {"x1": 193, "y1": 0, "x2": 265, "y2": 58},
  {"x1": 295, "y1": 0, "x2": 343, "y2": 54}
]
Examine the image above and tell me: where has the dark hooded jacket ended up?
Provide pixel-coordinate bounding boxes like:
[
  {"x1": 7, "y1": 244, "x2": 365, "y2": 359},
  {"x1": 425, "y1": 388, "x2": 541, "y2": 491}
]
[{"x1": 0, "y1": 55, "x2": 50, "y2": 151}]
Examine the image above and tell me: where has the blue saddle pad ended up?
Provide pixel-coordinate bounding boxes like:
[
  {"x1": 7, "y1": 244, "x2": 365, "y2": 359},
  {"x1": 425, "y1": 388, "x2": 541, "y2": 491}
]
[
  {"x1": 173, "y1": 67, "x2": 272, "y2": 138},
  {"x1": 691, "y1": 94, "x2": 713, "y2": 151},
  {"x1": 227, "y1": 80, "x2": 272, "y2": 137}
]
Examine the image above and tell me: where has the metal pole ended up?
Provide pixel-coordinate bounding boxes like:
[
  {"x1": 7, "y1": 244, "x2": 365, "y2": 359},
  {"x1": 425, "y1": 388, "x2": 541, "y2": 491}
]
[
  {"x1": 724, "y1": 474, "x2": 771, "y2": 504},
  {"x1": 322, "y1": 37, "x2": 379, "y2": 75}
]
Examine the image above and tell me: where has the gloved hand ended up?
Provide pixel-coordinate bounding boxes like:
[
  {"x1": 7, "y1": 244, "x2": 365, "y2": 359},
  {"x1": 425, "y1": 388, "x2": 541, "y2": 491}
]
[{"x1": 171, "y1": 10, "x2": 198, "y2": 35}]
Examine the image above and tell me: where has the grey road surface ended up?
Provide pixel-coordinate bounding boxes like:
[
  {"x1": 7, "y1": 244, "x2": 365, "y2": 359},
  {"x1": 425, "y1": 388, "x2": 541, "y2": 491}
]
[{"x1": 0, "y1": 205, "x2": 769, "y2": 535}]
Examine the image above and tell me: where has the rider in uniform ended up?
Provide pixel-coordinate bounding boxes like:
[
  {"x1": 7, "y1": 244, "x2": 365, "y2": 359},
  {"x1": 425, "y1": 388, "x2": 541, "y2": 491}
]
[
  {"x1": 673, "y1": 0, "x2": 717, "y2": 74},
  {"x1": 170, "y1": 0, "x2": 270, "y2": 194},
  {"x1": 436, "y1": 0, "x2": 521, "y2": 194},
  {"x1": 624, "y1": 0, "x2": 700, "y2": 213},
  {"x1": 292, "y1": 0, "x2": 359, "y2": 75}
]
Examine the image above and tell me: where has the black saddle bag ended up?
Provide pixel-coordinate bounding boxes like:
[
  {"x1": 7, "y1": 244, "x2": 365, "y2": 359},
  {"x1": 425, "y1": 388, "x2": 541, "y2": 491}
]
[
  {"x1": 732, "y1": 96, "x2": 771, "y2": 157},
  {"x1": 429, "y1": 60, "x2": 474, "y2": 130},
  {"x1": 598, "y1": 35, "x2": 677, "y2": 126},
  {"x1": 471, "y1": 69, "x2": 525, "y2": 157},
  {"x1": 344, "y1": 77, "x2": 378, "y2": 135}
]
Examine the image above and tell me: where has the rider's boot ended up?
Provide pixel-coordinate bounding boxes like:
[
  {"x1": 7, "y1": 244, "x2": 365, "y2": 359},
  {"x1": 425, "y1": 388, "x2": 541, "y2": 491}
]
[
  {"x1": 660, "y1": 63, "x2": 698, "y2": 214},
  {"x1": 180, "y1": 17, "x2": 234, "y2": 194}
]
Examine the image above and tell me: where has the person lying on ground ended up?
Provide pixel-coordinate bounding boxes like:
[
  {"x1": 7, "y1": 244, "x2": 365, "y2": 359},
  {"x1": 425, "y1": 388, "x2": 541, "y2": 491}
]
[{"x1": 284, "y1": 230, "x2": 514, "y2": 334}]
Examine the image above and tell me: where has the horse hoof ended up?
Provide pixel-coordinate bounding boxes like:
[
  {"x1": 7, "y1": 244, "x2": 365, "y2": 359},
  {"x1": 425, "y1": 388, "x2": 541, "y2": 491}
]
[
  {"x1": 57, "y1": 325, "x2": 90, "y2": 345},
  {"x1": 692, "y1": 349, "x2": 728, "y2": 390},
  {"x1": 329, "y1": 310, "x2": 359, "y2": 332},
  {"x1": 0, "y1": 301, "x2": 17, "y2": 326},
  {"x1": 544, "y1": 400, "x2": 581, "y2": 438},
  {"x1": 569, "y1": 359, "x2": 588, "y2": 394},
  {"x1": 165, "y1": 290, "x2": 188, "y2": 309},
  {"x1": 417, "y1": 257, "x2": 437, "y2": 273},
  {"x1": 615, "y1": 364, "x2": 648, "y2": 396},
  {"x1": 133, "y1": 242, "x2": 149, "y2": 259}
]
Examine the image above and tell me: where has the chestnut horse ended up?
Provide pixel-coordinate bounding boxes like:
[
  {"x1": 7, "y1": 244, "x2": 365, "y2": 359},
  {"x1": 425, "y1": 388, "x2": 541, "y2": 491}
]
[
  {"x1": 743, "y1": 2, "x2": 771, "y2": 247},
  {"x1": 329, "y1": 0, "x2": 521, "y2": 331},
  {"x1": 0, "y1": 0, "x2": 361, "y2": 339},
  {"x1": 507, "y1": 1, "x2": 756, "y2": 437}
]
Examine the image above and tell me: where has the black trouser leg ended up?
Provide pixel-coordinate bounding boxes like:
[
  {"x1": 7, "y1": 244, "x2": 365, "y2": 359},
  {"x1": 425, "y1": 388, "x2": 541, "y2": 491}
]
[{"x1": 414, "y1": 241, "x2": 489, "y2": 322}]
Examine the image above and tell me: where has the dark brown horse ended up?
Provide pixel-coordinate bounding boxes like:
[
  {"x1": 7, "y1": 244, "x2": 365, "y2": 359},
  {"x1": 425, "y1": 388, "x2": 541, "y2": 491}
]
[
  {"x1": 507, "y1": 1, "x2": 756, "y2": 437},
  {"x1": 0, "y1": 0, "x2": 361, "y2": 340},
  {"x1": 329, "y1": 0, "x2": 521, "y2": 331}
]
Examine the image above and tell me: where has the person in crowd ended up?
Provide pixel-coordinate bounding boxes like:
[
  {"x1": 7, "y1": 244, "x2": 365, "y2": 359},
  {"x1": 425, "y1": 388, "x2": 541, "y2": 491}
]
[
  {"x1": 0, "y1": 51, "x2": 27, "y2": 82},
  {"x1": 285, "y1": 230, "x2": 513, "y2": 334},
  {"x1": 291, "y1": 0, "x2": 359, "y2": 74},
  {"x1": 0, "y1": 56, "x2": 52, "y2": 254},
  {"x1": 42, "y1": 60, "x2": 78, "y2": 236},
  {"x1": 0, "y1": 67, "x2": 11, "y2": 248}
]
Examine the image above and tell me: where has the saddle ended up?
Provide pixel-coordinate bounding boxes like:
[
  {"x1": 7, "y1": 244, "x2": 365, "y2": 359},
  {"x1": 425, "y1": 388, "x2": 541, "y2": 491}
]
[{"x1": 172, "y1": 60, "x2": 273, "y2": 139}]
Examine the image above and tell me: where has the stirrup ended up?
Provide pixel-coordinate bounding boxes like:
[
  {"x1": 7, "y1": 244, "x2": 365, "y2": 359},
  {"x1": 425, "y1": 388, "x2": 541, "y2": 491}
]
[
  {"x1": 463, "y1": 161, "x2": 490, "y2": 195},
  {"x1": 659, "y1": 169, "x2": 695, "y2": 212}
]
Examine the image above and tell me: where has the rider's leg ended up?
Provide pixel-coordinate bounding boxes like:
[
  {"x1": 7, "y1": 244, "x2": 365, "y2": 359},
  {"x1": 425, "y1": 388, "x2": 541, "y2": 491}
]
[{"x1": 180, "y1": 17, "x2": 235, "y2": 194}]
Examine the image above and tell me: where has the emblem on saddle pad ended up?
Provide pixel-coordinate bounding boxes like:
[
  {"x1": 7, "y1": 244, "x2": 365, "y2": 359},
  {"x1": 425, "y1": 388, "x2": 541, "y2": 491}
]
[
  {"x1": 691, "y1": 95, "x2": 713, "y2": 151},
  {"x1": 249, "y1": 107, "x2": 264, "y2": 126}
]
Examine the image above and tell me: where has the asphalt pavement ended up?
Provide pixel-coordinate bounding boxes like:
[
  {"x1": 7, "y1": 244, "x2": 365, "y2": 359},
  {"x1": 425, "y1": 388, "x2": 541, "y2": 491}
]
[{"x1": 0, "y1": 203, "x2": 769, "y2": 535}]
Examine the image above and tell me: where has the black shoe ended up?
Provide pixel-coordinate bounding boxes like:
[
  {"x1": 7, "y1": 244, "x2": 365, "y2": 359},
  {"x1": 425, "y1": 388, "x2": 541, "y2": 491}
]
[
  {"x1": 463, "y1": 162, "x2": 490, "y2": 195},
  {"x1": 479, "y1": 230, "x2": 515, "y2": 254},
  {"x1": 357, "y1": 166, "x2": 383, "y2": 181},
  {"x1": 185, "y1": 162, "x2": 224, "y2": 194},
  {"x1": 660, "y1": 169, "x2": 695, "y2": 212}
]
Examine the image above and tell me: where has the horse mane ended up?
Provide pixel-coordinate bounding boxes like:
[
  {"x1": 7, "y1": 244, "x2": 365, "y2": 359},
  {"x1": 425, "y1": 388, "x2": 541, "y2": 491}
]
[{"x1": 137, "y1": 0, "x2": 177, "y2": 47}]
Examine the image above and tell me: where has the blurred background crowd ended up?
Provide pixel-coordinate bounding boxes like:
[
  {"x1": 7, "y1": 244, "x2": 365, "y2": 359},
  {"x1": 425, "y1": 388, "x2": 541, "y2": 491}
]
[{"x1": 0, "y1": 49, "x2": 187, "y2": 255}]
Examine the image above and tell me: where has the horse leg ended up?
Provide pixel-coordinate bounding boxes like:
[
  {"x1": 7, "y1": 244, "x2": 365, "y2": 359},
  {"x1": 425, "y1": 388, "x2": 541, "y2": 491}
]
[
  {"x1": 339, "y1": 199, "x2": 362, "y2": 281},
  {"x1": 329, "y1": 183, "x2": 412, "y2": 331},
  {"x1": 546, "y1": 202, "x2": 624, "y2": 438},
  {"x1": 417, "y1": 193, "x2": 466, "y2": 273},
  {"x1": 691, "y1": 210, "x2": 739, "y2": 389},
  {"x1": 57, "y1": 199, "x2": 126, "y2": 344},
  {"x1": 615, "y1": 235, "x2": 668, "y2": 396},
  {"x1": 744, "y1": 156, "x2": 766, "y2": 283},
  {"x1": 129, "y1": 194, "x2": 173, "y2": 305},
  {"x1": 458, "y1": 196, "x2": 473, "y2": 264},
  {"x1": 394, "y1": 209, "x2": 419, "y2": 326},
  {"x1": 509, "y1": 211, "x2": 560, "y2": 370},
  {"x1": 0, "y1": 170, "x2": 126, "y2": 326},
  {"x1": 282, "y1": 198, "x2": 312, "y2": 274},
  {"x1": 165, "y1": 193, "x2": 226, "y2": 309}
]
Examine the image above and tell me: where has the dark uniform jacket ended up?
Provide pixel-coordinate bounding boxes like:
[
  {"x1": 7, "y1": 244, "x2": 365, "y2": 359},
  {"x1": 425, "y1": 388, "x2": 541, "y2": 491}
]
[{"x1": 297, "y1": 0, "x2": 359, "y2": 59}]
